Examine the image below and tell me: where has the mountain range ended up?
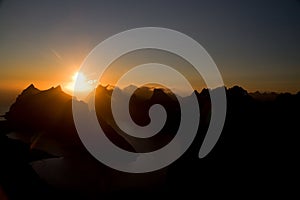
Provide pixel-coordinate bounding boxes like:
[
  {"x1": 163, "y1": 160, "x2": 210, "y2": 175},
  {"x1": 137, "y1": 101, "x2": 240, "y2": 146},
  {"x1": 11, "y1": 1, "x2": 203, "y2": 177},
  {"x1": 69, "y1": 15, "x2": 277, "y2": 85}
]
[{"x1": 0, "y1": 84, "x2": 299, "y2": 199}]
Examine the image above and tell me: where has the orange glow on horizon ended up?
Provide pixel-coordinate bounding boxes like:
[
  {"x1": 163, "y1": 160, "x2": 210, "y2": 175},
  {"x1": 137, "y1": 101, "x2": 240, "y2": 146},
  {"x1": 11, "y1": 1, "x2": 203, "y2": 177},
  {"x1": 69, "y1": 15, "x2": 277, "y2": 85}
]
[{"x1": 64, "y1": 71, "x2": 98, "y2": 95}]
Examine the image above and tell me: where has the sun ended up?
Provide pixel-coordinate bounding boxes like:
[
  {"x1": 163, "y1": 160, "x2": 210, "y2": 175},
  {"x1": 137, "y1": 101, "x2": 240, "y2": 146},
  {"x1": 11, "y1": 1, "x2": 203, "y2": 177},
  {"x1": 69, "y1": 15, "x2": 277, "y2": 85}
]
[
  {"x1": 65, "y1": 71, "x2": 97, "y2": 95},
  {"x1": 72, "y1": 72, "x2": 85, "y2": 83}
]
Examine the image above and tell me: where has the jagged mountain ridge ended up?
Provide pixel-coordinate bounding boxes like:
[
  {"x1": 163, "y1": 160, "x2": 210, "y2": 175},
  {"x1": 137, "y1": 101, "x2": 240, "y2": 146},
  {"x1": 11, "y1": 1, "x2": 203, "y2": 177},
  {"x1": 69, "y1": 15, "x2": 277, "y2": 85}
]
[
  {"x1": 0, "y1": 83, "x2": 299, "y2": 198},
  {"x1": 4, "y1": 83, "x2": 299, "y2": 154},
  {"x1": 5, "y1": 84, "x2": 299, "y2": 135}
]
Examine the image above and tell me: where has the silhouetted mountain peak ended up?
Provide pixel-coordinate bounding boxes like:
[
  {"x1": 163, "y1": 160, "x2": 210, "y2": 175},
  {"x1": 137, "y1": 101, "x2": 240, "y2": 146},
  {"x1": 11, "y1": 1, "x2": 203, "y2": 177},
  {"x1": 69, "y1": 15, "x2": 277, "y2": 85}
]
[
  {"x1": 228, "y1": 85, "x2": 249, "y2": 97},
  {"x1": 199, "y1": 88, "x2": 209, "y2": 96},
  {"x1": 19, "y1": 84, "x2": 64, "y2": 99},
  {"x1": 6, "y1": 85, "x2": 73, "y2": 127},
  {"x1": 132, "y1": 86, "x2": 153, "y2": 99},
  {"x1": 249, "y1": 91, "x2": 279, "y2": 101},
  {"x1": 26, "y1": 83, "x2": 36, "y2": 89},
  {"x1": 152, "y1": 88, "x2": 165, "y2": 96},
  {"x1": 151, "y1": 88, "x2": 178, "y2": 101},
  {"x1": 123, "y1": 84, "x2": 138, "y2": 94},
  {"x1": 95, "y1": 84, "x2": 112, "y2": 97},
  {"x1": 22, "y1": 84, "x2": 40, "y2": 95},
  {"x1": 43, "y1": 85, "x2": 63, "y2": 93},
  {"x1": 54, "y1": 85, "x2": 62, "y2": 91}
]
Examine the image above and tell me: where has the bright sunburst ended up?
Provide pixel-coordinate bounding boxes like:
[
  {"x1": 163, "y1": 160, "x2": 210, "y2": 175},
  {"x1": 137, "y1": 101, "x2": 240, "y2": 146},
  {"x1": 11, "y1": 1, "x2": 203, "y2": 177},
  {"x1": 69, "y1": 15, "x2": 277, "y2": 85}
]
[{"x1": 65, "y1": 71, "x2": 97, "y2": 94}]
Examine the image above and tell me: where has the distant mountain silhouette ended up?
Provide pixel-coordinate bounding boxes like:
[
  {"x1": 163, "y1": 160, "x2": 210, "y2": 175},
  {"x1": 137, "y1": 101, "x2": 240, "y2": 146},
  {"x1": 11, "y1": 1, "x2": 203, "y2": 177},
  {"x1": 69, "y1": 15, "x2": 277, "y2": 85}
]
[
  {"x1": 6, "y1": 84, "x2": 72, "y2": 130},
  {"x1": 0, "y1": 84, "x2": 299, "y2": 199},
  {"x1": 94, "y1": 84, "x2": 180, "y2": 152},
  {"x1": 4, "y1": 84, "x2": 137, "y2": 154}
]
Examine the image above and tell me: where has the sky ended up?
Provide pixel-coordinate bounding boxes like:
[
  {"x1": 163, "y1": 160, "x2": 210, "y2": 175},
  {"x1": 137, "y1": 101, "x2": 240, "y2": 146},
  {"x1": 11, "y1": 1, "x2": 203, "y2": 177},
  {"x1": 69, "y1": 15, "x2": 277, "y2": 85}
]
[{"x1": 0, "y1": 0, "x2": 300, "y2": 94}]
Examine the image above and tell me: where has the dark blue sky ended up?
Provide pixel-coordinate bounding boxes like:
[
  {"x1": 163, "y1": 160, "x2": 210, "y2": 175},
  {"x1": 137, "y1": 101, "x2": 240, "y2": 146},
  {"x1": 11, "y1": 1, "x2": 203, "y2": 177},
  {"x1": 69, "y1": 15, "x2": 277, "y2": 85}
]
[{"x1": 0, "y1": 0, "x2": 299, "y2": 92}]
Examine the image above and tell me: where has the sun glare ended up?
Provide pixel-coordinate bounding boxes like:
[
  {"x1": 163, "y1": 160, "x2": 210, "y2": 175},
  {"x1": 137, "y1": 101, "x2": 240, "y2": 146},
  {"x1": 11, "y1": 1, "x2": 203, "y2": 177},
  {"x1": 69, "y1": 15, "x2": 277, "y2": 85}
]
[
  {"x1": 72, "y1": 72, "x2": 83, "y2": 81},
  {"x1": 65, "y1": 72, "x2": 97, "y2": 94}
]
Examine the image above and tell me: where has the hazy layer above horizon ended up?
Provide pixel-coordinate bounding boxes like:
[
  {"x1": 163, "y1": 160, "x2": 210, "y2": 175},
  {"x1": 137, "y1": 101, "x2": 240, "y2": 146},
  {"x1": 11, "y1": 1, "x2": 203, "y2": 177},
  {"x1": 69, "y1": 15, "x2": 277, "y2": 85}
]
[{"x1": 0, "y1": 0, "x2": 299, "y2": 94}]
